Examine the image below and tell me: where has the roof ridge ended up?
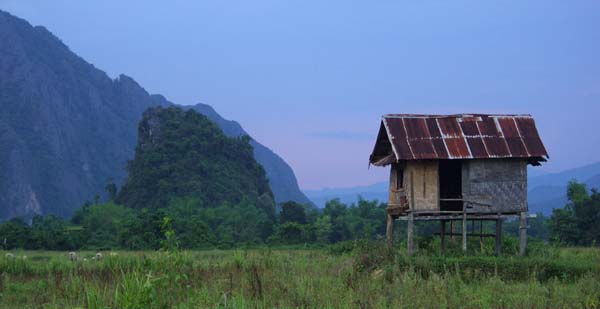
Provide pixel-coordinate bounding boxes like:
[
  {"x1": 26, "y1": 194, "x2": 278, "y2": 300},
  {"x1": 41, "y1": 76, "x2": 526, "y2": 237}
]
[{"x1": 383, "y1": 114, "x2": 533, "y2": 119}]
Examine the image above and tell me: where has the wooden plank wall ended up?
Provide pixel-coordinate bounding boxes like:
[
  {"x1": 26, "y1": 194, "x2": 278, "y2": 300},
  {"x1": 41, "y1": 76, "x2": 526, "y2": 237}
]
[{"x1": 404, "y1": 161, "x2": 439, "y2": 211}]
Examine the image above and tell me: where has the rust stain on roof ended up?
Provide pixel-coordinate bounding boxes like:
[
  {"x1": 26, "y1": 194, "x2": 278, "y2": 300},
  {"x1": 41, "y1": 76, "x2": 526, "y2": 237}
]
[{"x1": 370, "y1": 114, "x2": 549, "y2": 165}]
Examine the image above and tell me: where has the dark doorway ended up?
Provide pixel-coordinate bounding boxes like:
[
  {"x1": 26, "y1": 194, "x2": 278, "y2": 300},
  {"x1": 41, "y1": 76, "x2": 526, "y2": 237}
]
[{"x1": 439, "y1": 160, "x2": 462, "y2": 211}]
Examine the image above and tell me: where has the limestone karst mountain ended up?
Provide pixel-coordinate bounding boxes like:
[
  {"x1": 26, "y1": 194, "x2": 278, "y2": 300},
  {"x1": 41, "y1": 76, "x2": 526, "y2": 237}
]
[{"x1": 0, "y1": 10, "x2": 310, "y2": 220}]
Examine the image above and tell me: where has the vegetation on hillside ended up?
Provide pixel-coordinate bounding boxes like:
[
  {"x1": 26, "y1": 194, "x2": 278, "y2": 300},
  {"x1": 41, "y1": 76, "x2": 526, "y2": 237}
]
[{"x1": 116, "y1": 106, "x2": 274, "y2": 212}]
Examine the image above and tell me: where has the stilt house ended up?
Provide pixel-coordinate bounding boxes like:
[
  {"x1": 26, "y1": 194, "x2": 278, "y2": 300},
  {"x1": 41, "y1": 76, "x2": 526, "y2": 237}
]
[{"x1": 369, "y1": 114, "x2": 548, "y2": 255}]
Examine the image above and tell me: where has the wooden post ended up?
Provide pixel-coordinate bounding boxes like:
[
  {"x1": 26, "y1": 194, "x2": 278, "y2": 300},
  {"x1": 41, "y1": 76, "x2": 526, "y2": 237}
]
[
  {"x1": 386, "y1": 214, "x2": 394, "y2": 250},
  {"x1": 479, "y1": 220, "x2": 484, "y2": 252},
  {"x1": 519, "y1": 212, "x2": 527, "y2": 256},
  {"x1": 407, "y1": 212, "x2": 414, "y2": 256},
  {"x1": 440, "y1": 220, "x2": 446, "y2": 254},
  {"x1": 462, "y1": 211, "x2": 467, "y2": 254},
  {"x1": 495, "y1": 218, "x2": 502, "y2": 256},
  {"x1": 450, "y1": 221, "x2": 455, "y2": 243}
]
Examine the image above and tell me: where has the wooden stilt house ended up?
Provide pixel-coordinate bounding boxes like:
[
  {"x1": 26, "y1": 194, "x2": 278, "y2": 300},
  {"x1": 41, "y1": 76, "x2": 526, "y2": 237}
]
[{"x1": 369, "y1": 114, "x2": 548, "y2": 255}]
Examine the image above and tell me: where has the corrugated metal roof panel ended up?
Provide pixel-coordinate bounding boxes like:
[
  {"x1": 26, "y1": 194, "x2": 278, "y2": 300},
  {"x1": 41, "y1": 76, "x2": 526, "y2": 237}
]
[
  {"x1": 466, "y1": 137, "x2": 488, "y2": 157},
  {"x1": 370, "y1": 114, "x2": 549, "y2": 164},
  {"x1": 515, "y1": 117, "x2": 548, "y2": 157},
  {"x1": 383, "y1": 118, "x2": 413, "y2": 159},
  {"x1": 445, "y1": 137, "x2": 471, "y2": 158}
]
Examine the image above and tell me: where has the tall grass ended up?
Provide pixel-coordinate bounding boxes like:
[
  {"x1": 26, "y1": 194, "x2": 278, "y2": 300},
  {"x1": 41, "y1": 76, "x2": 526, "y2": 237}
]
[{"x1": 0, "y1": 244, "x2": 598, "y2": 307}]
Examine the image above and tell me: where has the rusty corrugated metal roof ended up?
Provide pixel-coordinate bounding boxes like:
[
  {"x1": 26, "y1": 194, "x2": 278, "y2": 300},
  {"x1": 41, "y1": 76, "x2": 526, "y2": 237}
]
[{"x1": 370, "y1": 114, "x2": 548, "y2": 165}]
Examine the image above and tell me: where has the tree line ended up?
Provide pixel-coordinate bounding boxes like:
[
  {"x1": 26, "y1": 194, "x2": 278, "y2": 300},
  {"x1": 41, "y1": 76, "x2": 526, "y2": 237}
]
[
  {"x1": 0, "y1": 195, "x2": 387, "y2": 250},
  {"x1": 0, "y1": 181, "x2": 597, "y2": 251}
]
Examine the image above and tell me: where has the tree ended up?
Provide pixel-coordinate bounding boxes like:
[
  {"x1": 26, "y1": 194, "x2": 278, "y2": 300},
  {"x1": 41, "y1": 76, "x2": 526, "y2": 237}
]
[
  {"x1": 314, "y1": 215, "x2": 333, "y2": 244},
  {"x1": 573, "y1": 188, "x2": 600, "y2": 245},
  {"x1": 549, "y1": 181, "x2": 600, "y2": 246},
  {"x1": 0, "y1": 218, "x2": 31, "y2": 249},
  {"x1": 160, "y1": 216, "x2": 179, "y2": 252},
  {"x1": 549, "y1": 207, "x2": 578, "y2": 244},
  {"x1": 118, "y1": 208, "x2": 164, "y2": 250},
  {"x1": 29, "y1": 215, "x2": 71, "y2": 250},
  {"x1": 271, "y1": 222, "x2": 308, "y2": 244},
  {"x1": 280, "y1": 201, "x2": 307, "y2": 224},
  {"x1": 80, "y1": 202, "x2": 135, "y2": 249},
  {"x1": 324, "y1": 199, "x2": 347, "y2": 219},
  {"x1": 165, "y1": 198, "x2": 215, "y2": 249}
]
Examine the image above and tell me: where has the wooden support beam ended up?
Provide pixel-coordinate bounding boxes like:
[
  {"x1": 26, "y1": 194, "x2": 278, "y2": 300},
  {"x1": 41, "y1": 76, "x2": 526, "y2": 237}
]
[
  {"x1": 440, "y1": 220, "x2": 446, "y2": 254},
  {"x1": 479, "y1": 220, "x2": 484, "y2": 252},
  {"x1": 462, "y1": 211, "x2": 467, "y2": 253},
  {"x1": 407, "y1": 211, "x2": 414, "y2": 256},
  {"x1": 519, "y1": 211, "x2": 527, "y2": 256},
  {"x1": 495, "y1": 218, "x2": 502, "y2": 256},
  {"x1": 386, "y1": 214, "x2": 394, "y2": 250}
]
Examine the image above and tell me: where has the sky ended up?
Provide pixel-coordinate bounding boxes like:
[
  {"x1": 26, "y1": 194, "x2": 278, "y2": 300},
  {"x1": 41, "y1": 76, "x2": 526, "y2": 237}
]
[{"x1": 2, "y1": 1, "x2": 599, "y2": 190}]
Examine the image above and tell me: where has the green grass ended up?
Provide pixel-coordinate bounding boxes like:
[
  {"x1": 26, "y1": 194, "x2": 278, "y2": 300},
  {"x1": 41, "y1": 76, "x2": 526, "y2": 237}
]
[{"x1": 0, "y1": 245, "x2": 599, "y2": 308}]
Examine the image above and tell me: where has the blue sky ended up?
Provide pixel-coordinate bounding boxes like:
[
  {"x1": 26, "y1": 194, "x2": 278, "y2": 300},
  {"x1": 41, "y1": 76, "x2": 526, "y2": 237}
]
[{"x1": 2, "y1": 1, "x2": 599, "y2": 189}]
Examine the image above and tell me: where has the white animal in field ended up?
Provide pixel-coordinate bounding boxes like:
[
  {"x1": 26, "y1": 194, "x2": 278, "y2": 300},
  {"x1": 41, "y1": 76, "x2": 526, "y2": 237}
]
[
  {"x1": 68, "y1": 251, "x2": 77, "y2": 262},
  {"x1": 5, "y1": 253, "x2": 14, "y2": 259},
  {"x1": 95, "y1": 252, "x2": 103, "y2": 261}
]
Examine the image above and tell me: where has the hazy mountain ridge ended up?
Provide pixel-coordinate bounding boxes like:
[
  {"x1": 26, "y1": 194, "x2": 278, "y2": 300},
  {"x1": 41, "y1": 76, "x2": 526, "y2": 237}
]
[
  {"x1": 0, "y1": 10, "x2": 309, "y2": 220},
  {"x1": 305, "y1": 163, "x2": 600, "y2": 214}
]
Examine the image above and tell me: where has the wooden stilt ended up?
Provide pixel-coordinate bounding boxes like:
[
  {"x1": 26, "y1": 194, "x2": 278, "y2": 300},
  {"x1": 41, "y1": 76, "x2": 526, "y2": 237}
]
[
  {"x1": 495, "y1": 218, "x2": 502, "y2": 256},
  {"x1": 407, "y1": 212, "x2": 414, "y2": 256},
  {"x1": 386, "y1": 214, "x2": 394, "y2": 250},
  {"x1": 519, "y1": 212, "x2": 527, "y2": 256},
  {"x1": 450, "y1": 221, "x2": 455, "y2": 243},
  {"x1": 440, "y1": 220, "x2": 446, "y2": 254},
  {"x1": 462, "y1": 212, "x2": 467, "y2": 253},
  {"x1": 479, "y1": 220, "x2": 484, "y2": 252}
]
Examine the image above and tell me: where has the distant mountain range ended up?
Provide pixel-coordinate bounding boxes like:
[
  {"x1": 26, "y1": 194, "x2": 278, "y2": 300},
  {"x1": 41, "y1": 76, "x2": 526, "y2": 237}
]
[
  {"x1": 0, "y1": 10, "x2": 310, "y2": 220},
  {"x1": 305, "y1": 162, "x2": 600, "y2": 215}
]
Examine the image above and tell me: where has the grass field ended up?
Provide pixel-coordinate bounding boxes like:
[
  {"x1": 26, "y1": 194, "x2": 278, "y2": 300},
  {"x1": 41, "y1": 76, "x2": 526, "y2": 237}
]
[{"x1": 0, "y1": 242, "x2": 599, "y2": 308}]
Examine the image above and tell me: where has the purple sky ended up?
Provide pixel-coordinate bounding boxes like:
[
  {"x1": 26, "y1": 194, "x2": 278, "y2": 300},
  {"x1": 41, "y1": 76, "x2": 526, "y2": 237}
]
[{"x1": 2, "y1": 1, "x2": 600, "y2": 190}]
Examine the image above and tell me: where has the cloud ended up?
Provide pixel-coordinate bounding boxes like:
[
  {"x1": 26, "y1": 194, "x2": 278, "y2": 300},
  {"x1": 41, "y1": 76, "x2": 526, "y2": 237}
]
[{"x1": 306, "y1": 131, "x2": 374, "y2": 141}]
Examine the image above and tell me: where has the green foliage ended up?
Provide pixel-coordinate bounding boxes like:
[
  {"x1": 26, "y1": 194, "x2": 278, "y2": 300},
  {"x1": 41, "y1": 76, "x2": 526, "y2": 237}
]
[
  {"x1": 160, "y1": 216, "x2": 179, "y2": 252},
  {"x1": 269, "y1": 222, "x2": 311, "y2": 244},
  {"x1": 3, "y1": 180, "x2": 599, "y2": 251},
  {"x1": 78, "y1": 202, "x2": 136, "y2": 250},
  {"x1": 116, "y1": 106, "x2": 273, "y2": 210},
  {"x1": 279, "y1": 201, "x2": 307, "y2": 224},
  {"x1": 29, "y1": 215, "x2": 72, "y2": 250},
  {"x1": 314, "y1": 215, "x2": 333, "y2": 244},
  {"x1": 0, "y1": 218, "x2": 31, "y2": 249},
  {"x1": 550, "y1": 181, "x2": 600, "y2": 246}
]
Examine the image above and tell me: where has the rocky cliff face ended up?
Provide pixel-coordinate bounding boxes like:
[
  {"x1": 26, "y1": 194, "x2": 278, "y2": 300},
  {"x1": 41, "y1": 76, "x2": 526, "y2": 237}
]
[{"x1": 0, "y1": 10, "x2": 310, "y2": 220}]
